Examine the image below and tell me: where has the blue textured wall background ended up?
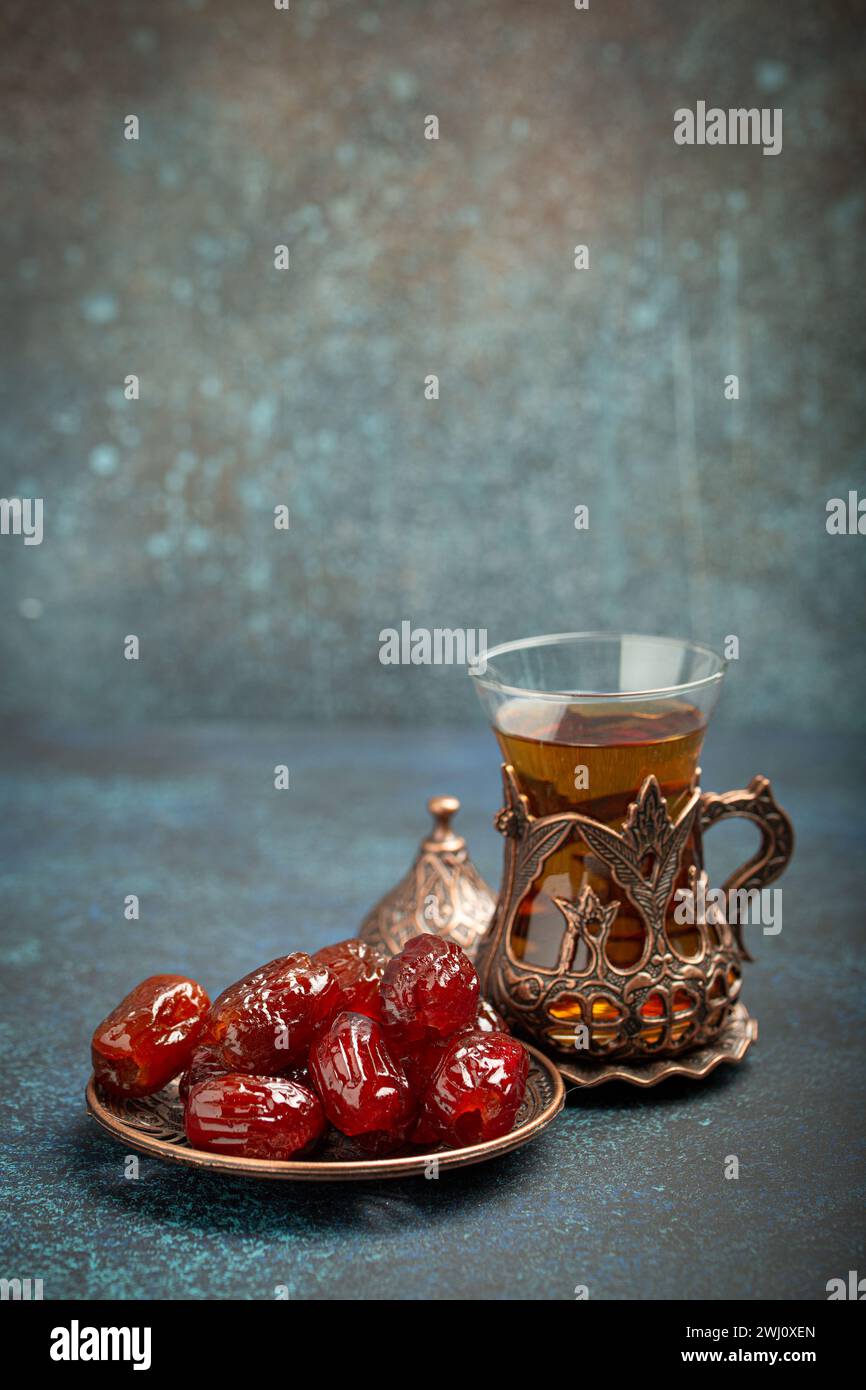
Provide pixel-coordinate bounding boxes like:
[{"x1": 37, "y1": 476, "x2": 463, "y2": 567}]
[{"x1": 1, "y1": 0, "x2": 863, "y2": 728}]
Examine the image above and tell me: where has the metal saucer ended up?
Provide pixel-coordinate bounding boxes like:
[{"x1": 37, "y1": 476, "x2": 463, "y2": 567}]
[{"x1": 556, "y1": 1001, "x2": 757, "y2": 1089}]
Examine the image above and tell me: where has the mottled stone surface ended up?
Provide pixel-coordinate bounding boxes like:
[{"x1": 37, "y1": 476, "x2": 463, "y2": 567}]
[
  {"x1": 1, "y1": 0, "x2": 865, "y2": 728},
  {"x1": 0, "y1": 722, "x2": 863, "y2": 1299}
]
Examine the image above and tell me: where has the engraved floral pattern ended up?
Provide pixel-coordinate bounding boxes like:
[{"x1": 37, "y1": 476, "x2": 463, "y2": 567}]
[{"x1": 481, "y1": 764, "x2": 793, "y2": 1063}]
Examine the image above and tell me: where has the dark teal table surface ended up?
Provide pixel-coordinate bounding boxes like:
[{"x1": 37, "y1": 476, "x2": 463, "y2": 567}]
[{"x1": 1, "y1": 722, "x2": 863, "y2": 1300}]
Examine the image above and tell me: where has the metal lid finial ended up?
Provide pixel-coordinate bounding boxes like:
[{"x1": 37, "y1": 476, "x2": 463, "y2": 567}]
[
  {"x1": 358, "y1": 793, "x2": 495, "y2": 960},
  {"x1": 426, "y1": 795, "x2": 463, "y2": 849}
]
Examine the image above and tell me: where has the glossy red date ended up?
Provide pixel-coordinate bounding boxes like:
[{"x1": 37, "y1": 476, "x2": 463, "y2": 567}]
[
  {"x1": 412, "y1": 1030, "x2": 528, "y2": 1146},
  {"x1": 309, "y1": 1011, "x2": 415, "y2": 1143},
  {"x1": 313, "y1": 938, "x2": 387, "y2": 1021},
  {"x1": 185, "y1": 1074, "x2": 325, "y2": 1160},
  {"x1": 92, "y1": 974, "x2": 210, "y2": 1097},
  {"x1": 380, "y1": 935, "x2": 479, "y2": 1049},
  {"x1": 476, "y1": 997, "x2": 509, "y2": 1033},
  {"x1": 207, "y1": 952, "x2": 341, "y2": 1073},
  {"x1": 178, "y1": 1041, "x2": 227, "y2": 1103}
]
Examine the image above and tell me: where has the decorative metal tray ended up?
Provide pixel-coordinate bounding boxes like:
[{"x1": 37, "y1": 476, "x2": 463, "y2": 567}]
[
  {"x1": 85, "y1": 1042, "x2": 564, "y2": 1181},
  {"x1": 557, "y1": 1001, "x2": 757, "y2": 1089}
]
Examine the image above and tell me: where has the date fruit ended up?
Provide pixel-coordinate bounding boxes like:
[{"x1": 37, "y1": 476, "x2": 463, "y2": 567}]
[
  {"x1": 94, "y1": 938, "x2": 526, "y2": 1164},
  {"x1": 309, "y1": 1011, "x2": 415, "y2": 1143},
  {"x1": 380, "y1": 935, "x2": 479, "y2": 1049},
  {"x1": 92, "y1": 974, "x2": 210, "y2": 1097},
  {"x1": 207, "y1": 952, "x2": 341, "y2": 1073},
  {"x1": 412, "y1": 1030, "x2": 528, "y2": 1146},
  {"x1": 400, "y1": 1001, "x2": 509, "y2": 1094},
  {"x1": 185, "y1": 1074, "x2": 325, "y2": 1160},
  {"x1": 313, "y1": 938, "x2": 387, "y2": 1021},
  {"x1": 476, "y1": 997, "x2": 509, "y2": 1033},
  {"x1": 178, "y1": 1042, "x2": 227, "y2": 1103},
  {"x1": 398, "y1": 1033, "x2": 454, "y2": 1095}
]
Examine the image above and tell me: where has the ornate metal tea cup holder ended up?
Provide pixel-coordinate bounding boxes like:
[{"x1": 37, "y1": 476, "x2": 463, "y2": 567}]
[{"x1": 478, "y1": 763, "x2": 793, "y2": 1089}]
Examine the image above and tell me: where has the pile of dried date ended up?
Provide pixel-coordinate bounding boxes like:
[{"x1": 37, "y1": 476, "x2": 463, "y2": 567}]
[{"x1": 91, "y1": 935, "x2": 529, "y2": 1160}]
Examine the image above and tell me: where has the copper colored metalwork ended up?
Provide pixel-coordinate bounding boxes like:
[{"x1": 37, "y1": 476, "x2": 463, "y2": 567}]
[
  {"x1": 699, "y1": 776, "x2": 795, "y2": 960},
  {"x1": 359, "y1": 795, "x2": 495, "y2": 960},
  {"x1": 477, "y1": 763, "x2": 793, "y2": 1075},
  {"x1": 85, "y1": 1042, "x2": 564, "y2": 1182},
  {"x1": 559, "y1": 1000, "x2": 757, "y2": 1089}
]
